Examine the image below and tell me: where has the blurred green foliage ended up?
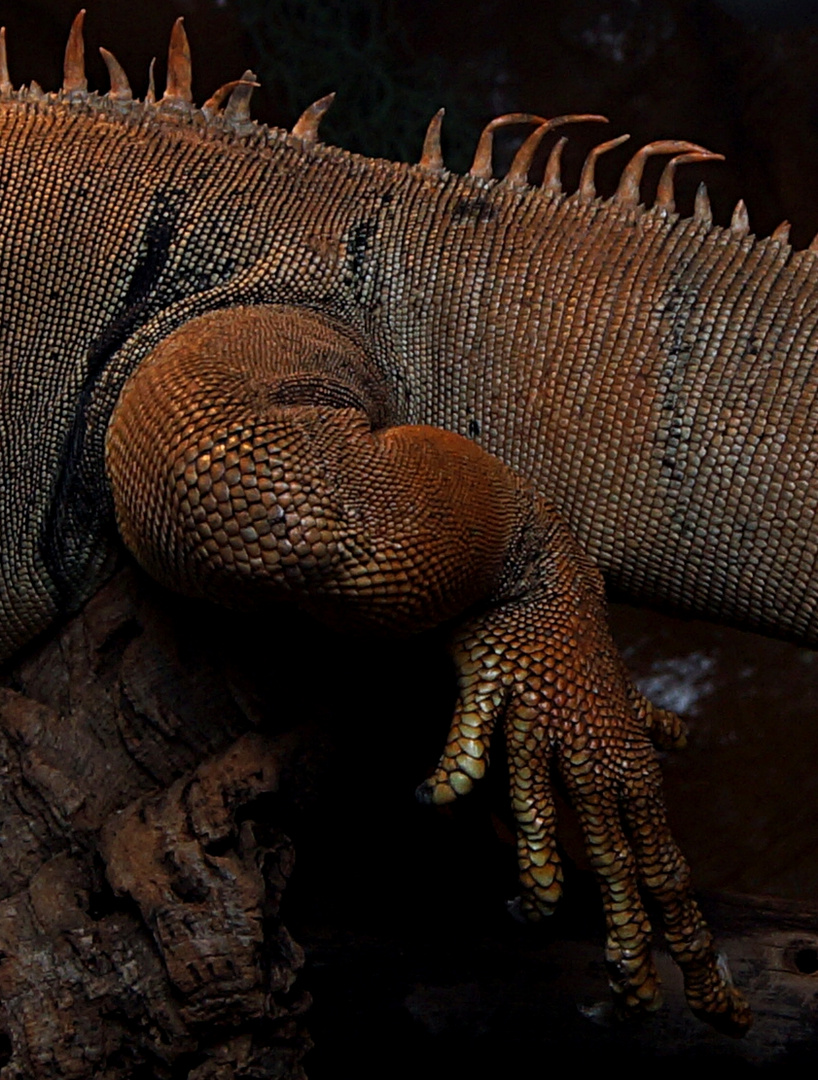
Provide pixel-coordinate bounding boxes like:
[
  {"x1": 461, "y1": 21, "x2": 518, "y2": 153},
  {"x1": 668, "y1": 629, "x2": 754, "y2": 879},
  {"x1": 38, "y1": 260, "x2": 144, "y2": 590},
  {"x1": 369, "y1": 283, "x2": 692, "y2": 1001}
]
[{"x1": 233, "y1": 0, "x2": 503, "y2": 171}]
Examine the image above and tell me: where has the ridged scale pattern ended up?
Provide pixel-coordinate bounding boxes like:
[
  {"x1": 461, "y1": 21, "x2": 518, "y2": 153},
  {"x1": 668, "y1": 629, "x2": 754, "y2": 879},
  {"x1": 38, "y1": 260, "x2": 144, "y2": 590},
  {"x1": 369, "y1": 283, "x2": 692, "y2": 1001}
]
[
  {"x1": 2, "y1": 87, "x2": 818, "y2": 656},
  {"x1": 0, "y1": 16, "x2": 779, "y2": 1032}
]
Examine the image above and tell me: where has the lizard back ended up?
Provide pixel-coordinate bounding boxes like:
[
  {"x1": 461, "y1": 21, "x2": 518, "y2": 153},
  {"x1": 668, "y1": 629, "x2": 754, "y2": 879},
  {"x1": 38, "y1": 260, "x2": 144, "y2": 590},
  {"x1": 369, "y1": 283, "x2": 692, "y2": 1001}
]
[{"x1": 2, "y1": 21, "x2": 818, "y2": 659}]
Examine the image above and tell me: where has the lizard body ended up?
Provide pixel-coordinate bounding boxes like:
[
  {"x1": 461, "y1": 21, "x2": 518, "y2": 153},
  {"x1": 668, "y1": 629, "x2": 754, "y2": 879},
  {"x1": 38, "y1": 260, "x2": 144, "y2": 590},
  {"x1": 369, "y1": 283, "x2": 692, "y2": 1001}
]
[
  {"x1": 4, "y1": 57, "x2": 815, "y2": 656},
  {"x1": 4, "y1": 12, "x2": 807, "y2": 1031}
]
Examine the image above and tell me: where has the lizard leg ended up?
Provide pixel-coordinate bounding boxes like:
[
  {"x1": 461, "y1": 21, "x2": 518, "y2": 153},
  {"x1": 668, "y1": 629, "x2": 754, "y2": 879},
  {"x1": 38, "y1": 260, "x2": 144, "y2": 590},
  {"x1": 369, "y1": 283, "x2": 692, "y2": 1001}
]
[
  {"x1": 106, "y1": 304, "x2": 748, "y2": 1033},
  {"x1": 106, "y1": 304, "x2": 526, "y2": 636},
  {"x1": 629, "y1": 687, "x2": 688, "y2": 750},
  {"x1": 418, "y1": 505, "x2": 750, "y2": 1033},
  {"x1": 619, "y1": 787, "x2": 744, "y2": 1029}
]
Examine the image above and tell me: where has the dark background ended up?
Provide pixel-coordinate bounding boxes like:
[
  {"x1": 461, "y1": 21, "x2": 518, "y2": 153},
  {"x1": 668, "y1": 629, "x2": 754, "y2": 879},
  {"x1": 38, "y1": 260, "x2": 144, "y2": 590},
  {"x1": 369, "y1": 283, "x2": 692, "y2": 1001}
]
[
  {"x1": 2, "y1": 1, "x2": 817, "y2": 1072},
  {"x1": 4, "y1": 0, "x2": 811, "y2": 895},
  {"x1": 6, "y1": 0, "x2": 818, "y2": 246}
]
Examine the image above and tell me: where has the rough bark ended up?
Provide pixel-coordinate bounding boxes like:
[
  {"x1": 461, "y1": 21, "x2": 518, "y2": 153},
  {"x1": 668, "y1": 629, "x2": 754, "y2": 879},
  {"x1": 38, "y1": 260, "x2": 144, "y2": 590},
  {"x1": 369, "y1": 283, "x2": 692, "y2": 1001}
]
[{"x1": 0, "y1": 566, "x2": 311, "y2": 1079}]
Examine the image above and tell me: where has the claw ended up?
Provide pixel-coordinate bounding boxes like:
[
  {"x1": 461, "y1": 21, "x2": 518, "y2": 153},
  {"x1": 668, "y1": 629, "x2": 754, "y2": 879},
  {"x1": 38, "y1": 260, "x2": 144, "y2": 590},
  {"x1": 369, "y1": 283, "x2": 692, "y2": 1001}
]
[
  {"x1": 415, "y1": 779, "x2": 441, "y2": 806},
  {"x1": 630, "y1": 690, "x2": 688, "y2": 749},
  {"x1": 420, "y1": 495, "x2": 752, "y2": 1029},
  {"x1": 691, "y1": 954, "x2": 753, "y2": 1035}
]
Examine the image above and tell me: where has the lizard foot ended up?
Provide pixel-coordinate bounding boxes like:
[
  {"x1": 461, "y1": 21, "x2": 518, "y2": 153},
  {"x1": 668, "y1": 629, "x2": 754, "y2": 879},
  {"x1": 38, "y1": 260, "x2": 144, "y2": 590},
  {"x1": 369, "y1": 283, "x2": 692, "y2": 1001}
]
[
  {"x1": 106, "y1": 327, "x2": 746, "y2": 1032},
  {"x1": 417, "y1": 510, "x2": 751, "y2": 1034}
]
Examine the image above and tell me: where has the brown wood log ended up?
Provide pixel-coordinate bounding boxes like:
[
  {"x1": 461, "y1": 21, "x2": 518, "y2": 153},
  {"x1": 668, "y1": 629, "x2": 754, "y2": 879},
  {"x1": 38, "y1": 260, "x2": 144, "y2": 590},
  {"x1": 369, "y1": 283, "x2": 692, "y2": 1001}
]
[
  {"x1": 0, "y1": 567, "x2": 310, "y2": 1079},
  {"x1": 2, "y1": 565, "x2": 818, "y2": 1077}
]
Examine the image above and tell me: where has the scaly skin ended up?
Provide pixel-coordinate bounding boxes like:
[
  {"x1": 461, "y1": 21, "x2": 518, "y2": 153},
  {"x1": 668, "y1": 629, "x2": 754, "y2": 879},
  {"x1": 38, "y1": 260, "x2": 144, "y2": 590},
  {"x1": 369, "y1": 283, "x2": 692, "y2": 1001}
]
[
  {"x1": 3, "y1": 13, "x2": 804, "y2": 1030},
  {"x1": 106, "y1": 303, "x2": 750, "y2": 1031}
]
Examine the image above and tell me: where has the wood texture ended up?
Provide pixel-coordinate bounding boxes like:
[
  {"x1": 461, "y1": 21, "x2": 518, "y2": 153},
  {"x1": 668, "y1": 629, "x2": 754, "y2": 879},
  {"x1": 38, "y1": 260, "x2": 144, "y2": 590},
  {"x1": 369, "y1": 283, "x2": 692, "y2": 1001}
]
[{"x1": 0, "y1": 567, "x2": 310, "y2": 1079}]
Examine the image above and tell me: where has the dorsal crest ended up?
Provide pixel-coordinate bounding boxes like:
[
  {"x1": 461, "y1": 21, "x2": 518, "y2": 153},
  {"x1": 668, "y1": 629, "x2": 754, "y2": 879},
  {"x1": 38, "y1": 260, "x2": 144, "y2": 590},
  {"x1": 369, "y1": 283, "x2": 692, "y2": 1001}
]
[{"x1": 0, "y1": 9, "x2": 803, "y2": 252}]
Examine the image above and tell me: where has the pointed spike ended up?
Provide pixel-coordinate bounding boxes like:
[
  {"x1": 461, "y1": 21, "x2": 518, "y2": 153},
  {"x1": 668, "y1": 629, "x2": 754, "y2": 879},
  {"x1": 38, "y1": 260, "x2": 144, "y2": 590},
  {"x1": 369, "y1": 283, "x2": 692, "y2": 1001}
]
[
  {"x1": 771, "y1": 220, "x2": 791, "y2": 244},
  {"x1": 616, "y1": 139, "x2": 712, "y2": 207},
  {"x1": 655, "y1": 156, "x2": 681, "y2": 213},
  {"x1": 731, "y1": 198, "x2": 749, "y2": 237},
  {"x1": 504, "y1": 114, "x2": 607, "y2": 189},
  {"x1": 163, "y1": 17, "x2": 192, "y2": 104},
  {"x1": 504, "y1": 123, "x2": 554, "y2": 189},
  {"x1": 578, "y1": 134, "x2": 630, "y2": 202},
  {"x1": 292, "y1": 92, "x2": 336, "y2": 144},
  {"x1": 202, "y1": 77, "x2": 259, "y2": 117},
  {"x1": 223, "y1": 69, "x2": 257, "y2": 123},
  {"x1": 146, "y1": 57, "x2": 156, "y2": 104},
  {"x1": 419, "y1": 108, "x2": 445, "y2": 172},
  {"x1": 29, "y1": 80, "x2": 44, "y2": 99},
  {"x1": 63, "y1": 9, "x2": 87, "y2": 94},
  {"x1": 469, "y1": 113, "x2": 548, "y2": 180},
  {"x1": 468, "y1": 133, "x2": 492, "y2": 180},
  {"x1": 655, "y1": 150, "x2": 725, "y2": 213},
  {"x1": 694, "y1": 182, "x2": 712, "y2": 227},
  {"x1": 543, "y1": 135, "x2": 567, "y2": 194},
  {"x1": 0, "y1": 27, "x2": 10, "y2": 94},
  {"x1": 99, "y1": 47, "x2": 132, "y2": 101}
]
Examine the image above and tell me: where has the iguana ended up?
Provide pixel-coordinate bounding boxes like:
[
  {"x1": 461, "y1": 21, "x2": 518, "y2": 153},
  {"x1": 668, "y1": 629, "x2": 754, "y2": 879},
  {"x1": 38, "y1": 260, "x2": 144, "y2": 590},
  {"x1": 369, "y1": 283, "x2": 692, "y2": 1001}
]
[{"x1": 9, "y1": 10, "x2": 812, "y2": 1036}]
